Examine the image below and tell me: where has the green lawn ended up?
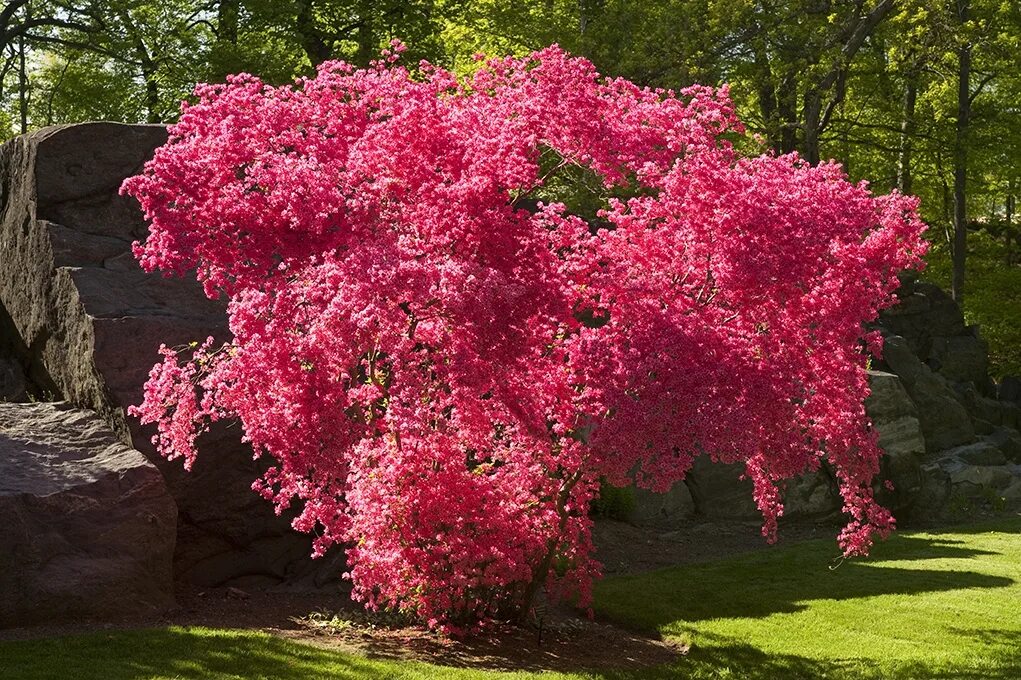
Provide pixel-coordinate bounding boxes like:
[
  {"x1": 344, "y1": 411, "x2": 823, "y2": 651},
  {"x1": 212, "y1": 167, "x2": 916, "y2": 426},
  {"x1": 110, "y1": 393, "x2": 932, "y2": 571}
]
[
  {"x1": 2, "y1": 518, "x2": 1019, "y2": 679},
  {"x1": 596, "y1": 518, "x2": 1021, "y2": 678}
]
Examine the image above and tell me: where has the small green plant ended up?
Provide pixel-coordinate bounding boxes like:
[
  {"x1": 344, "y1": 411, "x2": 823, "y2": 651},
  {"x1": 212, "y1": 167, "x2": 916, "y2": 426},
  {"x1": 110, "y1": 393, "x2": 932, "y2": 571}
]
[
  {"x1": 291, "y1": 607, "x2": 414, "y2": 636},
  {"x1": 981, "y1": 487, "x2": 1008, "y2": 513},
  {"x1": 291, "y1": 611, "x2": 353, "y2": 635},
  {"x1": 946, "y1": 490, "x2": 974, "y2": 519},
  {"x1": 589, "y1": 479, "x2": 636, "y2": 521}
]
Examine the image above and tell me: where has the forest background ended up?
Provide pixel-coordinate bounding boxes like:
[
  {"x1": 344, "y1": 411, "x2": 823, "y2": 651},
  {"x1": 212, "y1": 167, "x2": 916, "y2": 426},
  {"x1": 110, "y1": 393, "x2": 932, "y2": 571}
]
[{"x1": 3, "y1": 0, "x2": 1018, "y2": 374}]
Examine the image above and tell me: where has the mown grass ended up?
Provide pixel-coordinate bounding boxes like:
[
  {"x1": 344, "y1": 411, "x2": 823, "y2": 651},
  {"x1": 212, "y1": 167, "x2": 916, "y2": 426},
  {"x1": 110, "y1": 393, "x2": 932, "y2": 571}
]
[
  {"x1": 595, "y1": 517, "x2": 1021, "y2": 678},
  {"x1": 2, "y1": 518, "x2": 1019, "y2": 679}
]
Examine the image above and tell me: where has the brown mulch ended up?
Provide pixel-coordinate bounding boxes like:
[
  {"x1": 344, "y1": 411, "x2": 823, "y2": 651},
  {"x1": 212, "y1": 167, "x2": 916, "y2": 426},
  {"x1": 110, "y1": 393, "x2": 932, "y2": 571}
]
[{"x1": 0, "y1": 518, "x2": 836, "y2": 672}]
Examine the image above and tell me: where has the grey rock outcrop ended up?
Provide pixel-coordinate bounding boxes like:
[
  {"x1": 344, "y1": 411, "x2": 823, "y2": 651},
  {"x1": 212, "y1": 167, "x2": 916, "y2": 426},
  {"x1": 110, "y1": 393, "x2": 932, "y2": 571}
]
[
  {"x1": 0, "y1": 123, "x2": 335, "y2": 589},
  {"x1": 998, "y1": 376, "x2": 1021, "y2": 403},
  {"x1": 673, "y1": 281, "x2": 1021, "y2": 525},
  {"x1": 685, "y1": 457, "x2": 760, "y2": 519},
  {"x1": 881, "y1": 336, "x2": 975, "y2": 452},
  {"x1": 0, "y1": 358, "x2": 27, "y2": 402},
  {"x1": 879, "y1": 281, "x2": 968, "y2": 363},
  {"x1": 0, "y1": 402, "x2": 176, "y2": 627},
  {"x1": 869, "y1": 280, "x2": 1021, "y2": 518},
  {"x1": 784, "y1": 469, "x2": 841, "y2": 518},
  {"x1": 629, "y1": 482, "x2": 696, "y2": 527}
]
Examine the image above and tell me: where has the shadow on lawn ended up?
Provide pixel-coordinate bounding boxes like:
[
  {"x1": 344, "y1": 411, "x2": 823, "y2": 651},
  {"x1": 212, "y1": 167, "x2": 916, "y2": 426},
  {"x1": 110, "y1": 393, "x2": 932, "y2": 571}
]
[
  {"x1": 3, "y1": 625, "x2": 1018, "y2": 680},
  {"x1": 861, "y1": 533, "x2": 1001, "y2": 561},
  {"x1": 592, "y1": 629, "x2": 1021, "y2": 680},
  {"x1": 0, "y1": 628, "x2": 400, "y2": 680},
  {"x1": 596, "y1": 536, "x2": 1014, "y2": 626}
]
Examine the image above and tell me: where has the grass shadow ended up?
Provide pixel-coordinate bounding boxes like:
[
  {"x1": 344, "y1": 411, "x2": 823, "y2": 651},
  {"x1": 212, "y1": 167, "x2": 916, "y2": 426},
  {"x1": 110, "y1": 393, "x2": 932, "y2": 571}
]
[
  {"x1": 596, "y1": 535, "x2": 1013, "y2": 627},
  {"x1": 0, "y1": 627, "x2": 407, "y2": 680},
  {"x1": 592, "y1": 521, "x2": 1021, "y2": 679},
  {"x1": 861, "y1": 534, "x2": 1000, "y2": 561},
  {"x1": 592, "y1": 629, "x2": 1021, "y2": 680}
]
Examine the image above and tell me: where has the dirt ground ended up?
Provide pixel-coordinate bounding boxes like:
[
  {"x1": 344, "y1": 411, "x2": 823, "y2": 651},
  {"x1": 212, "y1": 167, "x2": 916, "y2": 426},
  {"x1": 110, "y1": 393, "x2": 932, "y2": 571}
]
[{"x1": 0, "y1": 518, "x2": 839, "y2": 672}]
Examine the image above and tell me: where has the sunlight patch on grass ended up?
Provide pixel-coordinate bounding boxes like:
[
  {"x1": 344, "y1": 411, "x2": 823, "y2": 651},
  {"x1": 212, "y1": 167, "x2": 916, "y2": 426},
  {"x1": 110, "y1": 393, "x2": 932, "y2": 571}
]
[{"x1": 595, "y1": 517, "x2": 1021, "y2": 678}]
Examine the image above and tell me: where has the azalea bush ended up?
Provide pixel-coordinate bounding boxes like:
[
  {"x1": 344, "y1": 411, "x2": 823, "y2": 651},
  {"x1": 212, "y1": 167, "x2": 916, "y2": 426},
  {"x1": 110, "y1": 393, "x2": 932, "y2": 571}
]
[{"x1": 123, "y1": 43, "x2": 927, "y2": 632}]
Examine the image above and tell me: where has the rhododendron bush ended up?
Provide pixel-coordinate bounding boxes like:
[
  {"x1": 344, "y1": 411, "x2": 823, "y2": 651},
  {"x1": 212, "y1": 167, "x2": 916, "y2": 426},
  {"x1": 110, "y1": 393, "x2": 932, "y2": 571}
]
[{"x1": 123, "y1": 43, "x2": 927, "y2": 630}]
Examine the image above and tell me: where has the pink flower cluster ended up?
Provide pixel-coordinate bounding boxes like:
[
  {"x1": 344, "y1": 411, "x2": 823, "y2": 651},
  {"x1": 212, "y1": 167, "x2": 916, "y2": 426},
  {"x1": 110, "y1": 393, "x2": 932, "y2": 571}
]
[{"x1": 123, "y1": 43, "x2": 927, "y2": 630}]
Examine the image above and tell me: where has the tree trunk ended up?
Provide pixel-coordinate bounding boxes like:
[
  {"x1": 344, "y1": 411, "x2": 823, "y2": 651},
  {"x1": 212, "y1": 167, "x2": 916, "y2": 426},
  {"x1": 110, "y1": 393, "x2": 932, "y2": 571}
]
[
  {"x1": 751, "y1": 35, "x2": 781, "y2": 152},
  {"x1": 217, "y1": 0, "x2": 239, "y2": 45},
  {"x1": 803, "y1": 91, "x2": 822, "y2": 165},
  {"x1": 952, "y1": 0, "x2": 971, "y2": 304},
  {"x1": 1007, "y1": 178, "x2": 1016, "y2": 264},
  {"x1": 17, "y1": 0, "x2": 30, "y2": 135},
  {"x1": 17, "y1": 27, "x2": 27, "y2": 134},
  {"x1": 142, "y1": 61, "x2": 160, "y2": 124},
  {"x1": 354, "y1": 0, "x2": 375, "y2": 67},
  {"x1": 296, "y1": 0, "x2": 332, "y2": 66},
  {"x1": 897, "y1": 72, "x2": 918, "y2": 195},
  {"x1": 797, "y1": 0, "x2": 895, "y2": 165},
  {"x1": 777, "y1": 76, "x2": 798, "y2": 155},
  {"x1": 118, "y1": 9, "x2": 161, "y2": 124},
  {"x1": 516, "y1": 469, "x2": 585, "y2": 625}
]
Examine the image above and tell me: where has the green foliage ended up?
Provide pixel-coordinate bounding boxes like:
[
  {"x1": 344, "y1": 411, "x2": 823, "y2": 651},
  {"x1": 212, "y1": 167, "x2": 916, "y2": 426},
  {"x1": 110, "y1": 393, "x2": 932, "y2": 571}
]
[
  {"x1": 589, "y1": 479, "x2": 636, "y2": 521},
  {"x1": 29, "y1": 51, "x2": 148, "y2": 125}
]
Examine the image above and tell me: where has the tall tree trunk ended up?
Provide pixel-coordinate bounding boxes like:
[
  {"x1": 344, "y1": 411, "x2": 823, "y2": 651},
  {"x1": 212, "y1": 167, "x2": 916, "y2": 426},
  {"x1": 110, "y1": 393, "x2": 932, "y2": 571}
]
[
  {"x1": 296, "y1": 0, "x2": 331, "y2": 66},
  {"x1": 142, "y1": 59, "x2": 159, "y2": 124},
  {"x1": 354, "y1": 0, "x2": 375, "y2": 67},
  {"x1": 952, "y1": 0, "x2": 971, "y2": 304},
  {"x1": 897, "y1": 72, "x2": 918, "y2": 195},
  {"x1": 17, "y1": 3, "x2": 28, "y2": 135},
  {"x1": 803, "y1": 92, "x2": 822, "y2": 165},
  {"x1": 1007, "y1": 178, "x2": 1016, "y2": 264},
  {"x1": 751, "y1": 35, "x2": 781, "y2": 152},
  {"x1": 118, "y1": 10, "x2": 161, "y2": 124},
  {"x1": 777, "y1": 76, "x2": 798, "y2": 155},
  {"x1": 217, "y1": 0, "x2": 239, "y2": 45},
  {"x1": 797, "y1": 0, "x2": 895, "y2": 165}
]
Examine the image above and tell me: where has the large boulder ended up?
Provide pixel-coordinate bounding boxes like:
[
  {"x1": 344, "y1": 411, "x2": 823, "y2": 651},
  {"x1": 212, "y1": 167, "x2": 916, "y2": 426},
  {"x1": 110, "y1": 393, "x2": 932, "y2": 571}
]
[
  {"x1": 927, "y1": 444, "x2": 1021, "y2": 510},
  {"x1": 881, "y1": 336, "x2": 975, "y2": 452},
  {"x1": 0, "y1": 357, "x2": 27, "y2": 402},
  {"x1": 867, "y1": 370, "x2": 925, "y2": 459},
  {"x1": 0, "y1": 123, "x2": 335, "y2": 588},
  {"x1": 685, "y1": 457, "x2": 760, "y2": 519},
  {"x1": 628, "y1": 482, "x2": 697, "y2": 527},
  {"x1": 985, "y1": 427, "x2": 1021, "y2": 463},
  {"x1": 879, "y1": 282, "x2": 967, "y2": 360},
  {"x1": 0, "y1": 402, "x2": 176, "y2": 627},
  {"x1": 998, "y1": 376, "x2": 1021, "y2": 403},
  {"x1": 954, "y1": 383, "x2": 1003, "y2": 433},
  {"x1": 866, "y1": 371, "x2": 925, "y2": 512},
  {"x1": 930, "y1": 333, "x2": 989, "y2": 387},
  {"x1": 784, "y1": 469, "x2": 840, "y2": 518}
]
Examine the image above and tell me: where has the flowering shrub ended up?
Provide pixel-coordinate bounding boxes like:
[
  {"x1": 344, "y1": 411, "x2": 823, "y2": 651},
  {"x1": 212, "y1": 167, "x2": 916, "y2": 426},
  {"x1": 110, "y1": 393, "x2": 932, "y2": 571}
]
[{"x1": 123, "y1": 43, "x2": 927, "y2": 631}]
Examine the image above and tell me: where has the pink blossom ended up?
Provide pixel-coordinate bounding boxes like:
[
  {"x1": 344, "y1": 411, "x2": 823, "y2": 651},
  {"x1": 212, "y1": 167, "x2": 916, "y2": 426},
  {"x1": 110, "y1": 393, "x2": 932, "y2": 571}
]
[{"x1": 123, "y1": 45, "x2": 927, "y2": 630}]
